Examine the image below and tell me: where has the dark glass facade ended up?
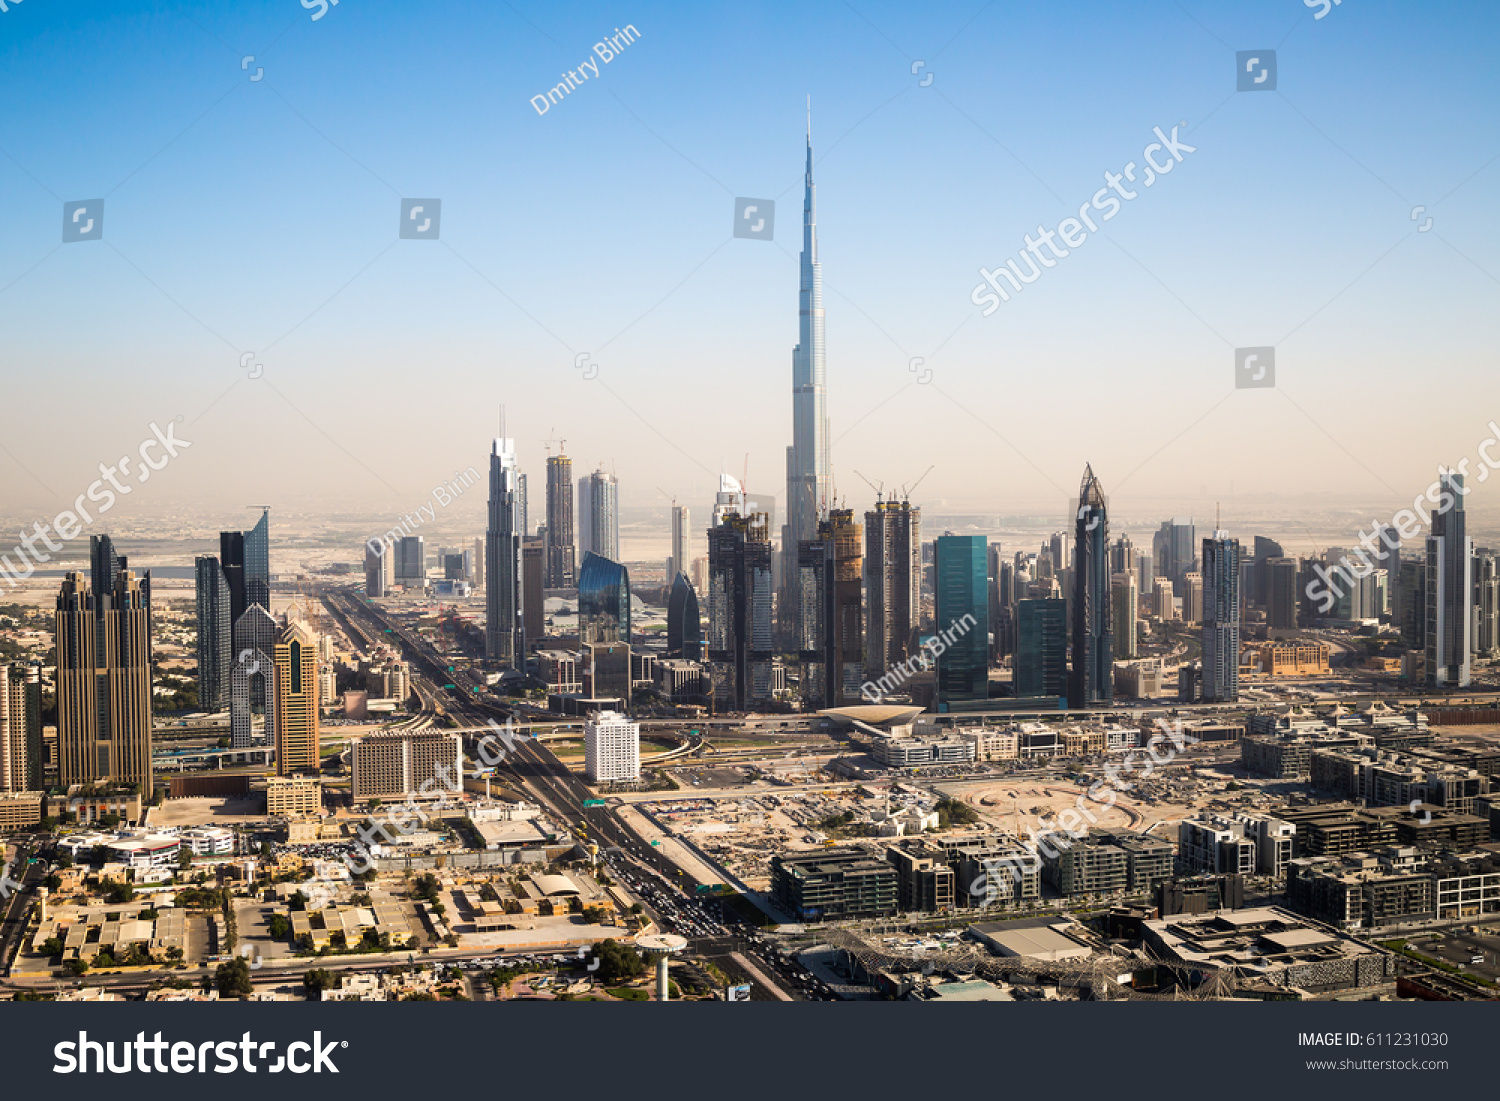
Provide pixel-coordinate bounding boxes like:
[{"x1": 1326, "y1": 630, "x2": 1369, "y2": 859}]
[
  {"x1": 934, "y1": 534, "x2": 988, "y2": 706},
  {"x1": 578, "y1": 551, "x2": 631, "y2": 645},
  {"x1": 667, "y1": 573, "x2": 703, "y2": 660}
]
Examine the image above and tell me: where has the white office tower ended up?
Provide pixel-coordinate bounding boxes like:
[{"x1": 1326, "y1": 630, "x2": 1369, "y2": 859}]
[
  {"x1": 582, "y1": 468, "x2": 619, "y2": 561},
  {"x1": 584, "y1": 709, "x2": 640, "y2": 783}
]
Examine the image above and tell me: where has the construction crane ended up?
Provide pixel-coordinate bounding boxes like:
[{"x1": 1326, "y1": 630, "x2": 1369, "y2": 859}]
[
  {"x1": 542, "y1": 430, "x2": 567, "y2": 458},
  {"x1": 853, "y1": 470, "x2": 884, "y2": 504},
  {"x1": 899, "y1": 465, "x2": 934, "y2": 501}
]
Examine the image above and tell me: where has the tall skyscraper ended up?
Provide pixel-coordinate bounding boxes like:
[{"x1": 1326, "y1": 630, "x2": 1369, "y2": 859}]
[
  {"x1": 1427, "y1": 470, "x2": 1472, "y2": 687},
  {"x1": 486, "y1": 437, "x2": 525, "y2": 666},
  {"x1": 1476, "y1": 548, "x2": 1500, "y2": 659},
  {"x1": 707, "y1": 512, "x2": 774, "y2": 711},
  {"x1": 364, "y1": 541, "x2": 391, "y2": 598},
  {"x1": 934, "y1": 534, "x2": 988, "y2": 707},
  {"x1": 1070, "y1": 466, "x2": 1112, "y2": 709},
  {"x1": 1155, "y1": 518, "x2": 1197, "y2": 593},
  {"x1": 1181, "y1": 572, "x2": 1204, "y2": 624},
  {"x1": 1015, "y1": 598, "x2": 1067, "y2": 701},
  {"x1": 195, "y1": 555, "x2": 232, "y2": 711},
  {"x1": 394, "y1": 536, "x2": 426, "y2": 588},
  {"x1": 864, "y1": 499, "x2": 920, "y2": 680},
  {"x1": 668, "y1": 504, "x2": 692, "y2": 583},
  {"x1": 472, "y1": 536, "x2": 485, "y2": 590},
  {"x1": 546, "y1": 453, "x2": 576, "y2": 588},
  {"x1": 522, "y1": 537, "x2": 545, "y2": 649},
  {"x1": 667, "y1": 573, "x2": 703, "y2": 660},
  {"x1": 244, "y1": 508, "x2": 270, "y2": 610},
  {"x1": 1266, "y1": 557, "x2": 1300, "y2": 630},
  {"x1": 274, "y1": 620, "x2": 320, "y2": 776},
  {"x1": 1251, "y1": 536, "x2": 1284, "y2": 608},
  {"x1": 219, "y1": 530, "x2": 247, "y2": 626},
  {"x1": 1111, "y1": 572, "x2": 1138, "y2": 659},
  {"x1": 56, "y1": 540, "x2": 153, "y2": 790},
  {"x1": 231, "y1": 604, "x2": 279, "y2": 748},
  {"x1": 783, "y1": 108, "x2": 831, "y2": 645},
  {"x1": 578, "y1": 552, "x2": 631, "y2": 645},
  {"x1": 797, "y1": 508, "x2": 863, "y2": 709},
  {"x1": 0, "y1": 662, "x2": 42, "y2": 792},
  {"x1": 1201, "y1": 530, "x2": 1242, "y2": 702},
  {"x1": 581, "y1": 469, "x2": 619, "y2": 562}
]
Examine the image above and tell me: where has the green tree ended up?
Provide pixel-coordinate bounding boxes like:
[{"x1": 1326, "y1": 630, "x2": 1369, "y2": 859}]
[
  {"x1": 64, "y1": 958, "x2": 89, "y2": 976},
  {"x1": 588, "y1": 939, "x2": 646, "y2": 984},
  {"x1": 215, "y1": 957, "x2": 254, "y2": 997},
  {"x1": 267, "y1": 913, "x2": 291, "y2": 939},
  {"x1": 302, "y1": 968, "x2": 337, "y2": 996},
  {"x1": 39, "y1": 936, "x2": 63, "y2": 956}
]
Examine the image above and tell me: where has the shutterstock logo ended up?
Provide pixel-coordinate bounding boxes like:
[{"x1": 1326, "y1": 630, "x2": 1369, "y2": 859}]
[{"x1": 54, "y1": 1032, "x2": 345, "y2": 1075}]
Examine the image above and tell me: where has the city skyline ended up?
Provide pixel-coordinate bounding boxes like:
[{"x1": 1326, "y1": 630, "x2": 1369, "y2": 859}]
[{"x1": 1, "y1": 0, "x2": 1498, "y2": 538}]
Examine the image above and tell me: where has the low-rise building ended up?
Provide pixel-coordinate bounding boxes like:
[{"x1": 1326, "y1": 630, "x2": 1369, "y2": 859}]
[
  {"x1": 265, "y1": 775, "x2": 322, "y2": 817},
  {"x1": 770, "y1": 847, "x2": 899, "y2": 921}
]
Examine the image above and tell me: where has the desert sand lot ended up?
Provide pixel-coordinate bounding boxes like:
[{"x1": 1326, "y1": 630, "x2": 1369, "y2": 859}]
[{"x1": 935, "y1": 777, "x2": 1195, "y2": 836}]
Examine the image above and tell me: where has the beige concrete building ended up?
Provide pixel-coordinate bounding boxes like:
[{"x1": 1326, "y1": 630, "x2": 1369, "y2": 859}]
[{"x1": 266, "y1": 775, "x2": 322, "y2": 817}]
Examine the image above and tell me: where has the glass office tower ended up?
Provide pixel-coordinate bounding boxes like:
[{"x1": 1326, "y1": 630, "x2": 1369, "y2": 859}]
[{"x1": 934, "y1": 534, "x2": 988, "y2": 707}]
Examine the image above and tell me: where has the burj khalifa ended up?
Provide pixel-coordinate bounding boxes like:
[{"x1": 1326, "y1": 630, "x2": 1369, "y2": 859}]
[{"x1": 782, "y1": 104, "x2": 830, "y2": 639}]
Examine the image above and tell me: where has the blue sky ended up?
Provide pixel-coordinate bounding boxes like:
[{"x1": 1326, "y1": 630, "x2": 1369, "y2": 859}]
[{"x1": 1, "y1": 0, "x2": 1497, "y2": 537}]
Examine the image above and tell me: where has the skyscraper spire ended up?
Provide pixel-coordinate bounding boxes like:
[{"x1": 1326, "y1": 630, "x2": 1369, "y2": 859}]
[{"x1": 783, "y1": 100, "x2": 831, "y2": 643}]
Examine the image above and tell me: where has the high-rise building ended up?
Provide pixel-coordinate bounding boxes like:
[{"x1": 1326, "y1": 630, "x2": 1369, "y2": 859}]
[
  {"x1": 1476, "y1": 548, "x2": 1500, "y2": 659},
  {"x1": 864, "y1": 499, "x2": 920, "y2": 681},
  {"x1": 1153, "y1": 577, "x2": 1177, "y2": 620},
  {"x1": 1266, "y1": 557, "x2": 1300, "y2": 630},
  {"x1": 231, "y1": 604, "x2": 279, "y2": 748},
  {"x1": 1201, "y1": 531, "x2": 1241, "y2": 703},
  {"x1": 219, "y1": 530, "x2": 247, "y2": 627},
  {"x1": 1427, "y1": 470, "x2": 1472, "y2": 687},
  {"x1": 1397, "y1": 557, "x2": 1426, "y2": 650},
  {"x1": 707, "y1": 512, "x2": 774, "y2": 711},
  {"x1": 1015, "y1": 598, "x2": 1067, "y2": 701},
  {"x1": 364, "y1": 541, "x2": 391, "y2": 598},
  {"x1": 934, "y1": 534, "x2": 988, "y2": 707},
  {"x1": 1155, "y1": 518, "x2": 1196, "y2": 592},
  {"x1": 584, "y1": 710, "x2": 640, "y2": 783},
  {"x1": 1070, "y1": 466, "x2": 1112, "y2": 709},
  {"x1": 395, "y1": 536, "x2": 426, "y2": 588},
  {"x1": 1111, "y1": 572, "x2": 1138, "y2": 659},
  {"x1": 783, "y1": 109, "x2": 831, "y2": 648},
  {"x1": 274, "y1": 621, "x2": 320, "y2": 776},
  {"x1": 472, "y1": 536, "x2": 485, "y2": 589},
  {"x1": 244, "y1": 508, "x2": 270, "y2": 610},
  {"x1": 578, "y1": 469, "x2": 619, "y2": 562},
  {"x1": 1251, "y1": 536, "x2": 1284, "y2": 608},
  {"x1": 797, "y1": 509, "x2": 863, "y2": 709},
  {"x1": 1181, "y1": 573, "x2": 1204, "y2": 624},
  {"x1": 56, "y1": 541, "x2": 153, "y2": 790},
  {"x1": 486, "y1": 437, "x2": 525, "y2": 666},
  {"x1": 546, "y1": 454, "x2": 576, "y2": 588},
  {"x1": 1136, "y1": 550, "x2": 1155, "y2": 594},
  {"x1": 194, "y1": 555, "x2": 233, "y2": 712},
  {"x1": 668, "y1": 504, "x2": 692, "y2": 584},
  {"x1": 0, "y1": 662, "x2": 42, "y2": 792},
  {"x1": 522, "y1": 537, "x2": 545, "y2": 649},
  {"x1": 990, "y1": 543, "x2": 1016, "y2": 662},
  {"x1": 667, "y1": 573, "x2": 703, "y2": 660},
  {"x1": 578, "y1": 552, "x2": 631, "y2": 645}
]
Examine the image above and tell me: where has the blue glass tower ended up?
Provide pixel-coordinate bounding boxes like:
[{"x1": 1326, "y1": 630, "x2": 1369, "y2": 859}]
[
  {"x1": 934, "y1": 534, "x2": 988, "y2": 707},
  {"x1": 578, "y1": 551, "x2": 631, "y2": 646}
]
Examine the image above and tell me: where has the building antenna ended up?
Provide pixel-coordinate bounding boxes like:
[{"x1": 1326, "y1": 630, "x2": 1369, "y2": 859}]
[{"x1": 499, "y1": 404, "x2": 506, "y2": 439}]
